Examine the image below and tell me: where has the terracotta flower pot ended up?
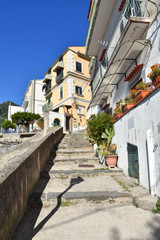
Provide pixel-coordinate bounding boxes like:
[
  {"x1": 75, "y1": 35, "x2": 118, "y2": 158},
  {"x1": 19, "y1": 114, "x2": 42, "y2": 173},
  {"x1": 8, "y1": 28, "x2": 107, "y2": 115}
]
[
  {"x1": 113, "y1": 113, "x2": 123, "y2": 121},
  {"x1": 105, "y1": 155, "x2": 118, "y2": 168},
  {"x1": 151, "y1": 74, "x2": 160, "y2": 87},
  {"x1": 135, "y1": 90, "x2": 150, "y2": 103},
  {"x1": 122, "y1": 103, "x2": 135, "y2": 113}
]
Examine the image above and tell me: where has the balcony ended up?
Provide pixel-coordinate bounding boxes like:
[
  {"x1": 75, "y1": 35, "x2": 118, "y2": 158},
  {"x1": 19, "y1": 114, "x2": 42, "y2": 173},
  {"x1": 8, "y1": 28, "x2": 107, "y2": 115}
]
[
  {"x1": 43, "y1": 80, "x2": 52, "y2": 94},
  {"x1": 106, "y1": 0, "x2": 150, "y2": 62},
  {"x1": 42, "y1": 102, "x2": 53, "y2": 112},
  {"x1": 89, "y1": 0, "x2": 151, "y2": 106},
  {"x1": 56, "y1": 71, "x2": 64, "y2": 84},
  {"x1": 43, "y1": 73, "x2": 52, "y2": 83},
  {"x1": 52, "y1": 61, "x2": 64, "y2": 72},
  {"x1": 86, "y1": 0, "x2": 150, "y2": 56}
]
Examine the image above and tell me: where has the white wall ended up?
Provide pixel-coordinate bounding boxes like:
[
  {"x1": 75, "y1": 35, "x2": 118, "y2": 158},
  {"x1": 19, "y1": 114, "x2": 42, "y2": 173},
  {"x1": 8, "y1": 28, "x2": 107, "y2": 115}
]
[
  {"x1": 114, "y1": 87, "x2": 160, "y2": 196},
  {"x1": 22, "y1": 79, "x2": 45, "y2": 116},
  {"x1": 49, "y1": 112, "x2": 64, "y2": 129},
  {"x1": 113, "y1": 13, "x2": 160, "y2": 195},
  {"x1": 34, "y1": 80, "x2": 46, "y2": 115},
  {"x1": 8, "y1": 105, "x2": 24, "y2": 121}
]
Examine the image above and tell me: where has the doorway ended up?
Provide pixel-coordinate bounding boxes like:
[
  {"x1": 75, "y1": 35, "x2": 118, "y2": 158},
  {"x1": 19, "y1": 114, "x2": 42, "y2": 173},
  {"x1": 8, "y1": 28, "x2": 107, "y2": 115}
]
[
  {"x1": 66, "y1": 116, "x2": 70, "y2": 131},
  {"x1": 127, "y1": 143, "x2": 139, "y2": 179}
]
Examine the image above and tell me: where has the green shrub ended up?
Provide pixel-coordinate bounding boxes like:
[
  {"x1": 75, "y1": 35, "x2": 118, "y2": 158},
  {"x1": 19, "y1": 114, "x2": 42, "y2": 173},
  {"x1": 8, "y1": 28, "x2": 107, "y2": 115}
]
[
  {"x1": 87, "y1": 113, "x2": 113, "y2": 145},
  {"x1": 1, "y1": 120, "x2": 16, "y2": 129}
]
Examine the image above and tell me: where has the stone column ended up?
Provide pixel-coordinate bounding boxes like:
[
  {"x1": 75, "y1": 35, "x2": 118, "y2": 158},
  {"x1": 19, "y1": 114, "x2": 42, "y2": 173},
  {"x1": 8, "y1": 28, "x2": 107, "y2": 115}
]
[{"x1": 44, "y1": 111, "x2": 49, "y2": 134}]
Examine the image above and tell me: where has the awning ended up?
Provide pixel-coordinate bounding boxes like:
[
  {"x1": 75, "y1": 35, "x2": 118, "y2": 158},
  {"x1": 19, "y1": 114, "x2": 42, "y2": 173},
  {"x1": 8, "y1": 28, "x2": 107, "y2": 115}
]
[
  {"x1": 52, "y1": 61, "x2": 64, "y2": 72},
  {"x1": 119, "y1": 0, "x2": 126, "y2": 12},
  {"x1": 124, "y1": 64, "x2": 143, "y2": 81},
  {"x1": 89, "y1": 39, "x2": 150, "y2": 108},
  {"x1": 101, "y1": 103, "x2": 110, "y2": 111},
  {"x1": 43, "y1": 73, "x2": 52, "y2": 83}
]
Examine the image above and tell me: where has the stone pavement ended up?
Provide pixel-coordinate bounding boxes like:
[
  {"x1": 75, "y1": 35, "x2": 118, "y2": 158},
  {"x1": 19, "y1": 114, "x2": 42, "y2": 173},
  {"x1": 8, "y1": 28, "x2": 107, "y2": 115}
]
[{"x1": 12, "y1": 130, "x2": 160, "y2": 240}]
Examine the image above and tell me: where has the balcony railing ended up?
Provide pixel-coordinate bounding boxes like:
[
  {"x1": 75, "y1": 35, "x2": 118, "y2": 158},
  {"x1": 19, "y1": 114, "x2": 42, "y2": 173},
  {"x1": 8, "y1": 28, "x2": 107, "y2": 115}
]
[
  {"x1": 92, "y1": 68, "x2": 101, "y2": 94},
  {"x1": 42, "y1": 102, "x2": 53, "y2": 112},
  {"x1": 107, "y1": 0, "x2": 149, "y2": 61},
  {"x1": 91, "y1": 0, "x2": 149, "y2": 94},
  {"x1": 56, "y1": 71, "x2": 64, "y2": 84}
]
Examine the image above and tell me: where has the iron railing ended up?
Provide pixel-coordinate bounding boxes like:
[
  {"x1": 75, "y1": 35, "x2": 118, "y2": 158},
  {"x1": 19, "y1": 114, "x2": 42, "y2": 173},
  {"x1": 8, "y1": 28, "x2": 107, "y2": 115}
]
[
  {"x1": 56, "y1": 71, "x2": 64, "y2": 84},
  {"x1": 91, "y1": 0, "x2": 149, "y2": 94},
  {"x1": 107, "y1": 0, "x2": 149, "y2": 61},
  {"x1": 42, "y1": 102, "x2": 53, "y2": 112}
]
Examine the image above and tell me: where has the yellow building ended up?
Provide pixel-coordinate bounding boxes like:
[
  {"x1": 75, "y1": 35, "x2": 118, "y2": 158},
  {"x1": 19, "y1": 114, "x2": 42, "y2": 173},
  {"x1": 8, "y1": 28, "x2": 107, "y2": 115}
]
[{"x1": 42, "y1": 46, "x2": 91, "y2": 132}]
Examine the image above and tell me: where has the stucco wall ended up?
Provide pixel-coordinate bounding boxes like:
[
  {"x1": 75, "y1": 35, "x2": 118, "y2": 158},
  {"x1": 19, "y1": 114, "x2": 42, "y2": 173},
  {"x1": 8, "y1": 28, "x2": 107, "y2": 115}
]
[
  {"x1": 0, "y1": 127, "x2": 63, "y2": 240},
  {"x1": 114, "y1": 88, "x2": 160, "y2": 196}
]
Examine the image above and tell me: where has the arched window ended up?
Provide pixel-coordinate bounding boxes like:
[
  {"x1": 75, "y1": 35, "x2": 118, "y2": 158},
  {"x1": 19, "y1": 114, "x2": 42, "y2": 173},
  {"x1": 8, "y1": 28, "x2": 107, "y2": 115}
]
[{"x1": 54, "y1": 118, "x2": 60, "y2": 126}]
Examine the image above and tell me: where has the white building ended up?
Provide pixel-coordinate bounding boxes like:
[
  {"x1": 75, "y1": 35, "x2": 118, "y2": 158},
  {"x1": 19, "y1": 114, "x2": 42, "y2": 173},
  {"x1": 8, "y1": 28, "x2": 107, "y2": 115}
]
[
  {"x1": 8, "y1": 104, "x2": 24, "y2": 121},
  {"x1": 22, "y1": 79, "x2": 45, "y2": 115},
  {"x1": 8, "y1": 79, "x2": 45, "y2": 132},
  {"x1": 85, "y1": 0, "x2": 160, "y2": 196}
]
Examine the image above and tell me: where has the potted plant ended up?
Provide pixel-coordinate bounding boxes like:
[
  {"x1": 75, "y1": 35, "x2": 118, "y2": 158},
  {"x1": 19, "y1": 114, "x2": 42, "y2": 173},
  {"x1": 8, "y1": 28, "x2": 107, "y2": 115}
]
[
  {"x1": 113, "y1": 106, "x2": 123, "y2": 121},
  {"x1": 98, "y1": 128, "x2": 118, "y2": 168},
  {"x1": 134, "y1": 81, "x2": 150, "y2": 103},
  {"x1": 147, "y1": 64, "x2": 160, "y2": 87},
  {"x1": 116, "y1": 99, "x2": 123, "y2": 107},
  {"x1": 122, "y1": 95, "x2": 135, "y2": 113}
]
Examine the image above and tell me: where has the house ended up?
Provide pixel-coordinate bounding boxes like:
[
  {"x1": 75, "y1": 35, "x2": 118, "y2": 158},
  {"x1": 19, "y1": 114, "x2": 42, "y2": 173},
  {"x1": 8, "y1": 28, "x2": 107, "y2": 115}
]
[
  {"x1": 42, "y1": 46, "x2": 91, "y2": 132},
  {"x1": 8, "y1": 104, "x2": 24, "y2": 121},
  {"x1": 85, "y1": 0, "x2": 160, "y2": 196},
  {"x1": 22, "y1": 79, "x2": 45, "y2": 116}
]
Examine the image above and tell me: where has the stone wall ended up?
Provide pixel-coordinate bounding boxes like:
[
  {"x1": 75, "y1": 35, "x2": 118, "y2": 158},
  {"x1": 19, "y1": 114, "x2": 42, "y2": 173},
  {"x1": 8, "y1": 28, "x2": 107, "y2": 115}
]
[{"x1": 0, "y1": 127, "x2": 63, "y2": 240}]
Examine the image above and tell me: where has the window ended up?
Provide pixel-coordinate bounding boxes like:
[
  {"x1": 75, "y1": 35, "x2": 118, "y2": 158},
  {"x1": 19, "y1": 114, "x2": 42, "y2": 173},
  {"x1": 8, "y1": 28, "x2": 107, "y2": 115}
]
[
  {"x1": 76, "y1": 61, "x2": 82, "y2": 73},
  {"x1": 77, "y1": 105, "x2": 84, "y2": 115},
  {"x1": 75, "y1": 86, "x2": 82, "y2": 96},
  {"x1": 48, "y1": 96, "x2": 51, "y2": 104},
  {"x1": 60, "y1": 86, "x2": 63, "y2": 99}
]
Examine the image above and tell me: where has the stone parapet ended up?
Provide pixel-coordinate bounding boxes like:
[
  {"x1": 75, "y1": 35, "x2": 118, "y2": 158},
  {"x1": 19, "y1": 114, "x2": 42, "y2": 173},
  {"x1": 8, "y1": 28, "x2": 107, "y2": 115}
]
[{"x1": 0, "y1": 127, "x2": 63, "y2": 240}]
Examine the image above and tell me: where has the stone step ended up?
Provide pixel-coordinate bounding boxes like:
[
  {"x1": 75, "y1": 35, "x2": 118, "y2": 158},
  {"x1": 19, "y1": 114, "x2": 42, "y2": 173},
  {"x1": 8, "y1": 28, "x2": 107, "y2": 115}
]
[
  {"x1": 52, "y1": 158, "x2": 98, "y2": 163},
  {"x1": 40, "y1": 169, "x2": 122, "y2": 179},
  {"x1": 28, "y1": 191, "x2": 132, "y2": 207},
  {"x1": 55, "y1": 152, "x2": 95, "y2": 160},
  {"x1": 58, "y1": 143, "x2": 91, "y2": 148},
  {"x1": 56, "y1": 149, "x2": 93, "y2": 154}
]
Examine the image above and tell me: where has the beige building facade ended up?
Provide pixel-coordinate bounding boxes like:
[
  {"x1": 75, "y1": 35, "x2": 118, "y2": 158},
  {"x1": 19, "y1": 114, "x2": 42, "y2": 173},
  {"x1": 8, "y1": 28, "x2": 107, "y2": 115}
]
[{"x1": 42, "y1": 46, "x2": 91, "y2": 132}]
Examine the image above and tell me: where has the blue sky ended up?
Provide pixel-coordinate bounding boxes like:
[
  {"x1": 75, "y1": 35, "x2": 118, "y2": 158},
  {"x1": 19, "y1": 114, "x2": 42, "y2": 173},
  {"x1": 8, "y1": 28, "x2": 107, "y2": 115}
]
[{"x1": 0, "y1": 0, "x2": 90, "y2": 105}]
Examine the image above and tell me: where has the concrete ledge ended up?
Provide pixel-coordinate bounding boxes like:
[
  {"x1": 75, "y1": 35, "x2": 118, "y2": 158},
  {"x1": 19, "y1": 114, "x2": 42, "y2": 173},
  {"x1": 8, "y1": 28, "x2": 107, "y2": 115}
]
[{"x1": 0, "y1": 127, "x2": 63, "y2": 240}]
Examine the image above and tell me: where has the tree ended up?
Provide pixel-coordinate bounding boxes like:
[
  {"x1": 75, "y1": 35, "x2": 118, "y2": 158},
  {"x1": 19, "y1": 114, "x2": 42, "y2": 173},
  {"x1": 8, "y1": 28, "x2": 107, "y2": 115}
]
[
  {"x1": 1, "y1": 119, "x2": 16, "y2": 129},
  {"x1": 11, "y1": 112, "x2": 41, "y2": 126}
]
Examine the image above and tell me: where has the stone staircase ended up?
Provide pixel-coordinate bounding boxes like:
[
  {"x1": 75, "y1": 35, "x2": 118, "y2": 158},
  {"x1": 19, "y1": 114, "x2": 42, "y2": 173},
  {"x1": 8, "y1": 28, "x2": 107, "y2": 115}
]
[
  {"x1": 12, "y1": 130, "x2": 159, "y2": 240},
  {"x1": 27, "y1": 130, "x2": 133, "y2": 207}
]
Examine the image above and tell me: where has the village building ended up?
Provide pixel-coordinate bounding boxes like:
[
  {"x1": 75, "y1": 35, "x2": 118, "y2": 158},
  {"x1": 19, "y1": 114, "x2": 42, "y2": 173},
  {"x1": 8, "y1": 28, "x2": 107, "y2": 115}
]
[
  {"x1": 42, "y1": 46, "x2": 91, "y2": 132},
  {"x1": 85, "y1": 0, "x2": 160, "y2": 196}
]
